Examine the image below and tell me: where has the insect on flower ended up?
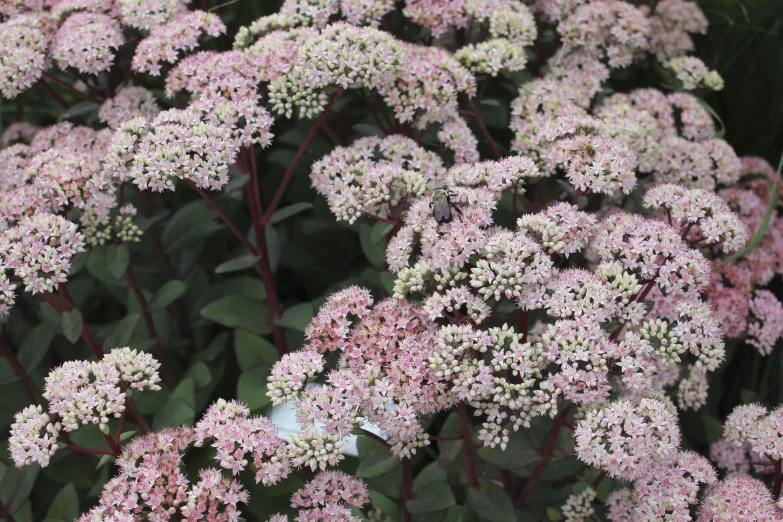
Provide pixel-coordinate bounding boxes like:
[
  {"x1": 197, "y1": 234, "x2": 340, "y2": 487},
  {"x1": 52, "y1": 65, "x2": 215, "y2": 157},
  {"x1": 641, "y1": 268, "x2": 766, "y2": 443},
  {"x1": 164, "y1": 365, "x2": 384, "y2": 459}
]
[{"x1": 431, "y1": 187, "x2": 460, "y2": 223}]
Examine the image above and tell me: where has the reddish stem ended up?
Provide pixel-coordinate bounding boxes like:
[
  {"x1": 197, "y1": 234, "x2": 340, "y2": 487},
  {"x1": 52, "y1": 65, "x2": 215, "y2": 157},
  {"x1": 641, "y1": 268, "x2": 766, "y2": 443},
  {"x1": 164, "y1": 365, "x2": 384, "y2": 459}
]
[
  {"x1": 246, "y1": 145, "x2": 288, "y2": 357},
  {"x1": 363, "y1": 212, "x2": 397, "y2": 225},
  {"x1": 38, "y1": 79, "x2": 74, "y2": 115},
  {"x1": 42, "y1": 71, "x2": 102, "y2": 104},
  {"x1": 0, "y1": 500, "x2": 17, "y2": 522},
  {"x1": 102, "y1": 432, "x2": 122, "y2": 456},
  {"x1": 458, "y1": 402, "x2": 481, "y2": 489},
  {"x1": 65, "y1": 443, "x2": 114, "y2": 456},
  {"x1": 193, "y1": 184, "x2": 259, "y2": 255},
  {"x1": 773, "y1": 458, "x2": 783, "y2": 500},
  {"x1": 261, "y1": 89, "x2": 344, "y2": 223},
  {"x1": 125, "y1": 264, "x2": 176, "y2": 388},
  {"x1": 0, "y1": 332, "x2": 45, "y2": 403},
  {"x1": 469, "y1": 99, "x2": 503, "y2": 160},
  {"x1": 517, "y1": 403, "x2": 574, "y2": 506}
]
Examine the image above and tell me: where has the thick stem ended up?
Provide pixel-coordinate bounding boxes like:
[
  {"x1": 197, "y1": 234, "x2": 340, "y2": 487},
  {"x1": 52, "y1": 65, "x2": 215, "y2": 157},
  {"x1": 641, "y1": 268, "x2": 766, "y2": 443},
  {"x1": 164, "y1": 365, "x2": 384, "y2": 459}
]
[
  {"x1": 125, "y1": 264, "x2": 176, "y2": 388},
  {"x1": 773, "y1": 458, "x2": 783, "y2": 500},
  {"x1": 102, "y1": 432, "x2": 122, "y2": 456},
  {"x1": 246, "y1": 146, "x2": 287, "y2": 357},
  {"x1": 469, "y1": 99, "x2": 503, "y2": 160},
  {"x1": 262, "y1": 89, "x2": 343, "y2": 222},
  {"x1": 358, "y1": 428, "x2": 391, "y2": 448},
  {"x1": 517, "y1": 403, "x2": 574, "y2": 507},
  {"x1": 38, "y1": 79, "x2": 74, "y2": 114},
  {"x1": 0, "y1": 500, "x2": 16, "y2": 522},
  {"x1": 457, "y1": 402, "x2": 481, "y2": 489},
  {"x1": 401, "y1": 457, "x2": 413, "y2": 522},
  {"x1": 64, "y1": 444, "x2": 114, "y2": 456},
  {"x1": 193, "y1": 184, "x2": 259, "y2": 255}
]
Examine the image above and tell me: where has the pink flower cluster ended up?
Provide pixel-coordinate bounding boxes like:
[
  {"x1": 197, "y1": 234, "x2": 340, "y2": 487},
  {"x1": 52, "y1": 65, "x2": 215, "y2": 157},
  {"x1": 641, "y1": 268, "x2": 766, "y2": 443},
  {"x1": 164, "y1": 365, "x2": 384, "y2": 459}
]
[{"x1": 9, "y1": 347, "x2": 161, "y2": 466}]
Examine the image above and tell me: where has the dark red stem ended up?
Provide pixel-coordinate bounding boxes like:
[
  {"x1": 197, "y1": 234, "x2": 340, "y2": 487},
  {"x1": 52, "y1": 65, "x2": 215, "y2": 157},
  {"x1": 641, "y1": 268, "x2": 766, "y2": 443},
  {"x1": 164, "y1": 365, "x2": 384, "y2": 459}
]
[
  {"x1": 125, "y1": 264, "x2": 176, "y2": 388},
  {"x1": 458, "y1": 402, "x2": 481, "y2": 489},
  {"x1": 42, "y1": 71, "x2": 102, "y2": 104},
  {"x1": 261, "y1": 89, "x2": 343, "y2": 222},
  {"x1": 469, "y1": 99, "x2": 503, "y2": 160},
  {"x1": 773, "y1": 458, "x2": 783, "y2": 500},
  {"x1": 0, "y1": 332, "x2": 45, "y2": 403},
  {"x1": 517, "y1": 403, "x2": 574, "y2": 506},
  {"x1": 246, "y1": 145, "x2": 287, "y2": 357},
  {"x1": 401, "y1": 457, "x2": 413, "y2": 522},
  {"x1": 193, "y1": 184, "x2": 259, "y2": 255}
]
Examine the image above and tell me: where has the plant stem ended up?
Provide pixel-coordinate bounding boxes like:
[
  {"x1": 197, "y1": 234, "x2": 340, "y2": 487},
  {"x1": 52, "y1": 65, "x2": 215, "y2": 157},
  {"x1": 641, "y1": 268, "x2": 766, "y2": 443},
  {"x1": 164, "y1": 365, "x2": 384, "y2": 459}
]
[
  {"x1": 0, "y1": 500, "x2": 16, "y2": 522},
  {"x1": 246, "y1": 145, "x2": 287, "y2": 357},
  {"x1": 774, "y1": 458, "x2": 783, "y2": 500},
  {"x1": 42, "y1": 71, "x2": 102, "y2": 104},
  {"x1": 64, "y1": 444, "x2": 114, "y2": 456},
  {"x1": 102, "y1": 433, "x2": 122, "y2": 456},
  {"x1": 517, "y1": 403, "x2": 574, "y2": 507},
  {"x1": 469, "y1": 99, "x2": 503, "y2": 160},
  {"x1": 125, "y1": 264, "x2": 176, "y2": 388},
  {"x1": 457, "y1": 402, "x2": 481, "y2": 489},
  {"x1": 38, "y1": 78, "x2": 73, "y2": 113},
  {"x1": 358, "y1": 428, "x2": 391, "y2": 447},
  {"x1": 0, "y1": 332, "x2": 45, "y2": 403},
  {"x1": 401, "y1": 457, "x2": 413, "y2": 522},
  {"x1": 261, "y1": 89, "x2": 343, "y2": 223},
  {"x1": 193, "y1": 184, "x2": 258, "y2": 255}
]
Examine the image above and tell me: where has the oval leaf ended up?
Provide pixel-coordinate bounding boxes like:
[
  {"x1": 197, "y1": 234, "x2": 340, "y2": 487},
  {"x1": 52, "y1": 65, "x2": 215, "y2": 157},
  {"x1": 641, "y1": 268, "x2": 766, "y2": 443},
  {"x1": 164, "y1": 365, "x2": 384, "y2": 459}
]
[
  {"x1": 269, "y1": 203, "x2": 313, "y2": 225},
  {"x1": 466, "y1": 480, "x2": 516, "y2": 522},
  {"x1": 60, "y1": 308, "x2": 83, "y2": 344},
  {"x1": 201, "y1": 295, "x2": 271, "y2": 335},
  {"x1": 216, "y1": 254, "x2": 261, "y2": 274},
  {"x1": 273, "y1": 302, "x2": 314, "y2": 332},
  {"x1": 106, "y1": 243, "x2": 130, "y2": 280},
  {"x1": 356, "y1": 447, "x2": 400, "y2": 479},
  {"x1": 406, "y1": 481, "x2": 456, "y2": 515},
  {"x1": 148, "y1": 280, "x2": 187, "y2": 312}
]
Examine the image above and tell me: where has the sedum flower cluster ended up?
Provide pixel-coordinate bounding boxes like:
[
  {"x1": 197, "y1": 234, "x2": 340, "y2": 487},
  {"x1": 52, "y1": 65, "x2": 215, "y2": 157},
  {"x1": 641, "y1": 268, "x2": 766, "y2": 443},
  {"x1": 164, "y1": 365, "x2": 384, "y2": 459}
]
[{"x1": 1, "y1": 0, "x2": 782, "y2": 520}]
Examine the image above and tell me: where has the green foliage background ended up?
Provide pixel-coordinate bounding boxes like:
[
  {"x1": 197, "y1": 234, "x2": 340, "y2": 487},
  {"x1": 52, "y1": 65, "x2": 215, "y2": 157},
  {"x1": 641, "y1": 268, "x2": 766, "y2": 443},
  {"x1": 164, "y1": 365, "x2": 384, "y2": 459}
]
[{"x1": 0, "y1": 1, "x2": 782, "y2": 520}]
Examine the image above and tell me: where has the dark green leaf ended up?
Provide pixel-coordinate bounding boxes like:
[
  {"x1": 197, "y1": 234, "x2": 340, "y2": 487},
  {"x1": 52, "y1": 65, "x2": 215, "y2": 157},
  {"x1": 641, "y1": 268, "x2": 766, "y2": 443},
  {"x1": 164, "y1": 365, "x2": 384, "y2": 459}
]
[
  {"x1": 223, "y1": 172, "x2": 250, "y2": 193},
  {"x1": 480, "y1": 98, "x2": 501, "y2": 107},
  {"x1": 360, "y1": 223, "x2": 386, "y2": 268},
  {"x1": 269, "y1": 203, "x2": 313, "y2": 225},
  {"x1": 60, "y1": 308, "x2": 83, "y2": 344},
  {"x1": 201, "y1": 295, "x2": 271, "y2": 335},
  {"x1": 153, "y1": 377, "x2": 196, "y2": 430},
  {"x1": 555, "y1": 179, "x2": 574, "y2": 195},
  {"x1": 273, "y1": 302, "x2": 314, "y2": 331},
  {"x1": 356, "y1": 447, "x2": 400, "y2": 478},
  {"x1": 106, "y1": 244, "x2": 130, "y2": 279},
  {"x1": 412, "y1": 462, "x2": 447, "y2": 490},
  {"x1": 0, "y1": 461, "x2": 38, "y2": 513},
  {"x1": 45, "y1": 484, "x2": 78, "y2": 520},
  {"x1": 540, "y1": 458, "x2": 584, "y2": 481},
  {"x1": 235, "y1": 330, "x2": 278, "y2": 370},
  {"x1": 148, "y1": 280, "x2": 186, "y2": 312},
  {"x1": 352, "y1": 123, "x2": 383, "y2": 137},
  {"x1": 265, "y1": 224, "x2": 282, "y2": 273},
  {"x1": 17, "y1": 324, "x2": 55, "y2": 372},
  {"x1": 59, "y1": 100, "x2": 99, "y2": 120},
  {"x1": 371, "y1": 221, "x2": 394, "y2": 245},
  {"x1": 369, "y1": 491, "x2": 400, "y2": 521},
  {"x1": 105, "y1": 314, "x2": 140, "y2": 349},
  {"x1": 406, "y1": 481, "x2": 455, "y2": 515},
  {"x1": 215, "y1": 255, "x2": 261, "y2": 274},
  {"x1": 546, "y1": 507, "x2": 561, "y2": 521},
  {"x1": 237, "y1": 365, "x2": 271, "y2": 412},
  {"x1": 477, "y1": 430, "x2": 543, "y2": 473},
  {"x1": 466, "y1": 480, "x2": 516, "y2": 522}
]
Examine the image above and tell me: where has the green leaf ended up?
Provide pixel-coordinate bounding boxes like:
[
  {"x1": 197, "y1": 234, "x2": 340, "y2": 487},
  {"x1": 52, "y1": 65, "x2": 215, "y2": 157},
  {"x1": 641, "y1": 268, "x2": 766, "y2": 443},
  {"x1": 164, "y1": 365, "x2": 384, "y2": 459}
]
[
  {"x1": 223, "y1": 172, "x2": 250, "y2": 193},
  {"x1": 356, "y1": 447, "x2": 400, "y2": 478},
  {"x1": 86, "y1": 245, "x2": 127, "y2": 286},
  {"x1": 237, "y1": 365, "x2": 272, "y2": 413},
  {"x1": 546, "y1": 507, "x2": 561, "y2": 521},
  {"x1": 119, "y1": 431, "x2": 136, "y2": 441},
  {"x1": 0, "y1": 461, "x2": 38, "y2": 514},
  {"x1": 59, "y1": 100, "x2": 99, "y2": 121},
  {"x1": 413, "y1": 462, "x2": 447, "y2": 490},
  {"x1": 105, "y1": 314, "x2": 140, "y2": 349},
  {"x1": 269, "y1": 202, "x2": 313, "y2": 225},
  {"x1": 153, "y1": 377, "x2": 196, "y2": 430},
  {"x1": 148, "y1": 280, "x2": 187, "y2": 312},
  {"x1": 46, "y1": 484, "x2": 78, "y2": 521},
  {"x1": 235, "y1": 330, "x2": 278, "y2": 370},
  {"x1": 703, "y1": 414, "x2": 724, "y2": 444},
  {"x1": 555, "y1": 179, "x2": 574, "y2": 195},
  {"x1": 201, "y1": 295, "x2": 271, "y2": 335},
  {"x1": 369, "y1": 491, "x2": 400, "y2": 521},
  {"x1": 406, "y1": 481, "x2": 456, "y2": 515},
  {"x1": 17, "y1": 324, "x2": 55, "y2": 372},
  {"x1": 577, "y1": 195, "x2": 588, "y2": 209},
  {"x1": 480, "y1": 98, "x2": 500, "y2": 107},
  {"x1": 273, "y1": 302, "x2": 314, "y2": 331},
  {"x1": 106, "y1": 244, "x2": 130, "y2": 279},
  {"x1": 371, "y1": 221, "x2": 394, "y2": 245},
  {"x1": 360, "y1": 223, "x2": 386, "y2": 268},
  {"x1": 352, "y1": 123, "x2": 383, "y2": 137},
  {"x1": 60, "y1": 308, "x2": 83, "y2": 344},
  {"x1": 477, "y1": 430, "x2": 543, "y2": 473},
  {"x1": 540, "y1": 458, "x2": 584, "y2": 481},
  {"x1": 215, "y1": 254, "x2": 261, "y2": 274},
  {"x1": 265, "y1": 224, "x2": 282, "y2": 273},
  {"x1": 437, "y1": 413, "x2": 463, "y2": 467},
  {"x1": 466, "y1": 480, "x2": 516, "y2": 522}
]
